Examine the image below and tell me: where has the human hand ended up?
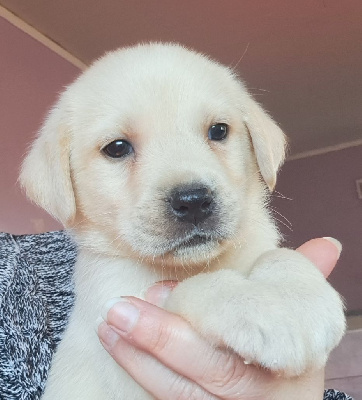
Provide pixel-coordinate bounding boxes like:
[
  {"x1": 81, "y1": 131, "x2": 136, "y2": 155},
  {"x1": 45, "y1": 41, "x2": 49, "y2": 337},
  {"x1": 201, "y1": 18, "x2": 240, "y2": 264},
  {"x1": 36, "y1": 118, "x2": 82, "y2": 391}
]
[{"x1": 98, "y1": 237, "x2": 342, "y2": 400}]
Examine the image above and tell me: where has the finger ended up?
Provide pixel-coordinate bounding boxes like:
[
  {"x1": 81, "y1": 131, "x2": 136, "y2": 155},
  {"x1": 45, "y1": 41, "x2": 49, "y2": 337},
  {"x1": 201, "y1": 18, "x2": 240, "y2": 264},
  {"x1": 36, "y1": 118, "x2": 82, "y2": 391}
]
[
  {"x1": 296, "y1": 237, "x2": 342, "y2": 278},
  {"x1": 101, "y1": 296, "x2": 276, "y2": 399},
  {"x1": 145, "y1": 280, "x2": 178, "y2": 307},
  {"x1": 98, "y1": 320, "x2": 217, "y2": 400}
]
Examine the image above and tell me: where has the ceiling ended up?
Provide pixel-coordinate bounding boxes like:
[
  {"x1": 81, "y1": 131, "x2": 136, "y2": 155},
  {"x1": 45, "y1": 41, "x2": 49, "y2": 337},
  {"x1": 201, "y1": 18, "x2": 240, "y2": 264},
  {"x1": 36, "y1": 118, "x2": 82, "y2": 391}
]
[{"x1": 1, "y1": 0, "x2": 362, "y2": 156}]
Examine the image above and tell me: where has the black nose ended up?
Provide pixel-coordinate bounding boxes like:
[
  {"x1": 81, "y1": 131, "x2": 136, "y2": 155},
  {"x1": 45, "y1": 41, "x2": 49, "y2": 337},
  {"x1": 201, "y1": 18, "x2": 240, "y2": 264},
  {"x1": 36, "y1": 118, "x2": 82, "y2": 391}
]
[{"x1": 169, "y1": 186, "x2": 214, "y2": 224}]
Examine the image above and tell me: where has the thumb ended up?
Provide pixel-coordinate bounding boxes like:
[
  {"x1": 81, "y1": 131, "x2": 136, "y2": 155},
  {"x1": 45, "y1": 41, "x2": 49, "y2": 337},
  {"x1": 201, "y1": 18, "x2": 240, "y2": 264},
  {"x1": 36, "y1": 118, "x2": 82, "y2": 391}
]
[{"x1": 296, "y1": 237, "x2": 342, "y2": 278}]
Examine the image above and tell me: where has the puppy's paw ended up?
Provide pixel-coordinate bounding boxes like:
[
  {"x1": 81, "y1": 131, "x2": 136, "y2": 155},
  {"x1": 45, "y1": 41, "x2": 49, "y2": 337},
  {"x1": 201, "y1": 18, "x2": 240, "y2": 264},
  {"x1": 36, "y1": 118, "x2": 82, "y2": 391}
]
[{"x1": 165, "y1": 250, "x2": 345, "y2": 376}]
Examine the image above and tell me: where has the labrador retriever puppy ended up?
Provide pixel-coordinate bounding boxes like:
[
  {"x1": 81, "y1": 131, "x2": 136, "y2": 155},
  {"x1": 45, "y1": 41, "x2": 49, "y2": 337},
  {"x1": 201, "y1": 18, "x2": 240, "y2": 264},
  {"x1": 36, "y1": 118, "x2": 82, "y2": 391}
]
[{"x1": 20, "y1": 43, "x2": 345, "y2": 399}]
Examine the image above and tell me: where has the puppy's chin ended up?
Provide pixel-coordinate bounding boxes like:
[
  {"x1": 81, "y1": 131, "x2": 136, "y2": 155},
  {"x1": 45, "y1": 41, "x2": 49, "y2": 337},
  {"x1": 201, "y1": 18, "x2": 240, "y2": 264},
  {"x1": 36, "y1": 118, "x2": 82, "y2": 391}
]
[
  {"x1": 171, "y1": 239, "x2": 221, "y2": 263},
  {"x1": 149, "y1": 236, "x2": 229, "y2": 271}
]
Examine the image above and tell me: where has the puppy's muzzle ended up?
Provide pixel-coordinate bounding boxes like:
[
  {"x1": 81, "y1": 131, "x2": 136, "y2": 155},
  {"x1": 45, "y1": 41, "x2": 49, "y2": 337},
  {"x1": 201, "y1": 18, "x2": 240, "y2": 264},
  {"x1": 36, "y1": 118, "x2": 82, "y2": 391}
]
[{"x1": 169, "y1": 185, "x2": 214, "y2": 225}]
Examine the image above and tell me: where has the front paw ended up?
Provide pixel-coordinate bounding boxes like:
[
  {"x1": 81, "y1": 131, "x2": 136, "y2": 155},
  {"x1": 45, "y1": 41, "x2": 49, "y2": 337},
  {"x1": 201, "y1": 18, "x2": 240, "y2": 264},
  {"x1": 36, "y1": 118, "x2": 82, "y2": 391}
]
[{"x1": 165, "y1": 259, "x2": 345, "y2": 376}]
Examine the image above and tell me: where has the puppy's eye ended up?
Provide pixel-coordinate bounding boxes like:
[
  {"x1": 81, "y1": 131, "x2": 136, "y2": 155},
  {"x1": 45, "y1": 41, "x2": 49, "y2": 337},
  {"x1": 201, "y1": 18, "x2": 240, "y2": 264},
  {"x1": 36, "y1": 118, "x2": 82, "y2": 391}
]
[
  {"x1": 208, "y1": 123, "x2": 229, "y2": 141},
  {"x1": 102, "y1": 140, "x2": 133, "y2": 158}
]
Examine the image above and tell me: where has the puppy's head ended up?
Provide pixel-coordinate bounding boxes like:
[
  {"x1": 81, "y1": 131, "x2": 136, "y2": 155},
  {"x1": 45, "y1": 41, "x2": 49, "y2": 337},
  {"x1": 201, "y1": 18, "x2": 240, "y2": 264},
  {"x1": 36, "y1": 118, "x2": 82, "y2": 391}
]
[{"x1": 20, "y1": 43, "x2": 286, "y2": 267}]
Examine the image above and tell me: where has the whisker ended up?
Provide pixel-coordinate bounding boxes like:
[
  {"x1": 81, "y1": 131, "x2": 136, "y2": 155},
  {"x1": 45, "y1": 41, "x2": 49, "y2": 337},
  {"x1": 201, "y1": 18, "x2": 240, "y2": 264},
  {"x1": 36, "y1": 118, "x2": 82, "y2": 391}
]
[
  {"x1": 272, "y1": 190, "x2": 293, "y2": 201},
  {"x1": 270, "y1": 207, "x2": 293, "y2": 229},
  {"x1": 230, "y1": 42, "x2": 250, "y2": 70},
  {"x1": 273, "y1": 217, "x2": 293, "y2": 232},
  {"x1": 249, "y1": 87, "x2": 271, "y2": 93}
]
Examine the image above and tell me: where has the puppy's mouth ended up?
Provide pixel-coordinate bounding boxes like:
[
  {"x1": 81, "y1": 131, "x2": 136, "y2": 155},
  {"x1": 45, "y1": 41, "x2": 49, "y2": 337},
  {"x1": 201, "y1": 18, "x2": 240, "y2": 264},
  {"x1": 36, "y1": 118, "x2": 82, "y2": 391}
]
[
  {"x1": 173, "y1": 233, "x2": 215, "y2": 249},
  {"x1": 166, "y1": 230, "x2": 223, "y2": 258}
]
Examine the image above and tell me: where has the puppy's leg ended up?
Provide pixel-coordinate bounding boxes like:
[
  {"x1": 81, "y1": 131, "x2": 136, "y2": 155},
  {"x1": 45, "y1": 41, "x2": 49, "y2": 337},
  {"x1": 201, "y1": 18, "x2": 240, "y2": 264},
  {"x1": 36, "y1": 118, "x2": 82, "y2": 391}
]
[{"x1": 165, "y1": 249, "x2": 345, "y2": 376}]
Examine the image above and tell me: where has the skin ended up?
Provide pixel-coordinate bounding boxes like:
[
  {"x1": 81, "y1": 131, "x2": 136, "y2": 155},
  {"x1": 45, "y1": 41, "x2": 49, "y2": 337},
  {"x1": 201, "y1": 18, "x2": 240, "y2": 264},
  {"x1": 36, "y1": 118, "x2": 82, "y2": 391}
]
[{"x1": 98, "y1": 238, "x2": 341, "y2": 400}]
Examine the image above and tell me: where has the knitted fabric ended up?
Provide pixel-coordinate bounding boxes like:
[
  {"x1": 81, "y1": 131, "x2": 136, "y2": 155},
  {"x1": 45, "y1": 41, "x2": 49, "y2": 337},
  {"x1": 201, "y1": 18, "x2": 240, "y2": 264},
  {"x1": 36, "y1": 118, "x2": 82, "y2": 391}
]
[
  {"x1": 323, "y1": 389, "x2": 354, "y2": 400},
  {"x1": 0, "y1": 231, "x2": 76, "y2": 399}
]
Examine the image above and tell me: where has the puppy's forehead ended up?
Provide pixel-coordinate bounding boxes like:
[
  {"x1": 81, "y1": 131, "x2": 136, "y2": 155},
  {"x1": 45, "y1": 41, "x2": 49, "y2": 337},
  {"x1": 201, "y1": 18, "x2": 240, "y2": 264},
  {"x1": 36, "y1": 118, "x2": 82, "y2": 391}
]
[{"x1": 70, "y1": 44, "x2": 244, "y2": 119}]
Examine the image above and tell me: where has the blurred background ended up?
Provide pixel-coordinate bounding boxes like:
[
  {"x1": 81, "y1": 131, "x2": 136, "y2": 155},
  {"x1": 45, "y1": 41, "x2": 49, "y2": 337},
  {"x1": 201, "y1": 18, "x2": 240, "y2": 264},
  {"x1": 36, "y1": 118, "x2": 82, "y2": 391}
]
[{"x1": 0, "y1": 0, "x2": 361, "y2": 396}]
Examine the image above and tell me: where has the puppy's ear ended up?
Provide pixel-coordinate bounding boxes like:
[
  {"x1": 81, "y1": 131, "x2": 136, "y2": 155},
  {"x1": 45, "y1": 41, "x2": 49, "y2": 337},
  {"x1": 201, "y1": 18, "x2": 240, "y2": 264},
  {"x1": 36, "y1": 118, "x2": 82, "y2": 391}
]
[
  {"x1": 20, "y1": 104, "x2": 76, "y2": 226},
  {"x1": 244, "y1": 97, "x2": 287, "y2": 191}
]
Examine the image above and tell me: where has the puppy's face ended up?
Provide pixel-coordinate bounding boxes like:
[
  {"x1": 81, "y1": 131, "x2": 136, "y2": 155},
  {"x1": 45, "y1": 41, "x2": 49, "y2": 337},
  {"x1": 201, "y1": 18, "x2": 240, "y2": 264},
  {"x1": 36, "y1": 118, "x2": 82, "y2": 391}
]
[{"x1": 20, "y1": 44, "x2": 286, "y2": 268}]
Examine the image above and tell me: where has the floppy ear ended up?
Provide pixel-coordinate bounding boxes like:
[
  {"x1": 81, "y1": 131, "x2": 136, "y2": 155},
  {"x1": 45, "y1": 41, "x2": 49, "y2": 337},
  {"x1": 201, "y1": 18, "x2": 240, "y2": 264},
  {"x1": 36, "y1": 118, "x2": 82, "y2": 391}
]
[
  {"x1": 244, "y1": 97, "x2": 287, "y2": 191},
  {"x1": 20, "y1": 103, "x2": 76, "y2": 226}
]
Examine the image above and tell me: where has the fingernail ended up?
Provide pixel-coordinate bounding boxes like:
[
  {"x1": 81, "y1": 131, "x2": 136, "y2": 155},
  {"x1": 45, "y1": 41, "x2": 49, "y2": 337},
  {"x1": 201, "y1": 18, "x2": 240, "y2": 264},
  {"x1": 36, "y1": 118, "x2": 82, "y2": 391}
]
[
  {"x1": 101, "y1": 298, "x2": 139, "y2": 334},
  {"x1": 145, "y1": 281, "x2": 178, "y2": 307},
  {"x1": 322, "y1": 237, "x2": 342, "y2": 258},
  {"x1": 101, "y1": 297, "x2": 124, "y2": 320},
  {"x1": 94, "y1": 316, "x2": 104, "y2": 333},
  {"x1": 98, "y1": 320, "x2": 120, "y2": 348}
]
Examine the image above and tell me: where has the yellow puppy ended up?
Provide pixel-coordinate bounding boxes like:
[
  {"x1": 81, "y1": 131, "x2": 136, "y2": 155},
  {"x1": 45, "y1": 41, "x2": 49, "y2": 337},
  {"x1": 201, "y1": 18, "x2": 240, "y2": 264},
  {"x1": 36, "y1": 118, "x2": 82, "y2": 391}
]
[{"x1": 20, "y1": 43, "x2": 345, "y2": 399}]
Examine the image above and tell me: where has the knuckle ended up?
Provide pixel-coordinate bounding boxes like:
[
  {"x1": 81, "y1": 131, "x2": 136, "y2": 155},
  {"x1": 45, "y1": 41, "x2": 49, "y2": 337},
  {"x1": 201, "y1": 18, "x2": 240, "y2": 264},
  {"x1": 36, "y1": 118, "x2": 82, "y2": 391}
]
[
  {"x1": 203, "y1": 351, "x2": 244, "y2": 395},
  {"x1": 169, "y1": 376, "x2": 191, "y2": 400},
  {"x1": 169, "y1": 376, "x2": 211, "y2": 400},
  {"x1": 148, "y1": 322, "x2": 174, "y2": 354}
]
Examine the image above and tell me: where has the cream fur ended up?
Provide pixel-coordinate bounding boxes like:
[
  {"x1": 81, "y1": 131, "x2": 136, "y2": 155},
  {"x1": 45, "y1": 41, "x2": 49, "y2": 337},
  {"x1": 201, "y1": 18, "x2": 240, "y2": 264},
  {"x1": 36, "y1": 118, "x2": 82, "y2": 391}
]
[{"x1": 20, "y1": 43, "x2": 345, "y2": 399}]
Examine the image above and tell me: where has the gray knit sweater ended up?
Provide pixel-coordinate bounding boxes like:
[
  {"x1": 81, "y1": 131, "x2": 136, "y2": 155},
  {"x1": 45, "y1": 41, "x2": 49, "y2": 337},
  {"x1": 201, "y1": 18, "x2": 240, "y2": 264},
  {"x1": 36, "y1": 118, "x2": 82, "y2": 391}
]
[{"x1": 0, "y1": 231, "x2": 353, "y2": 399}]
